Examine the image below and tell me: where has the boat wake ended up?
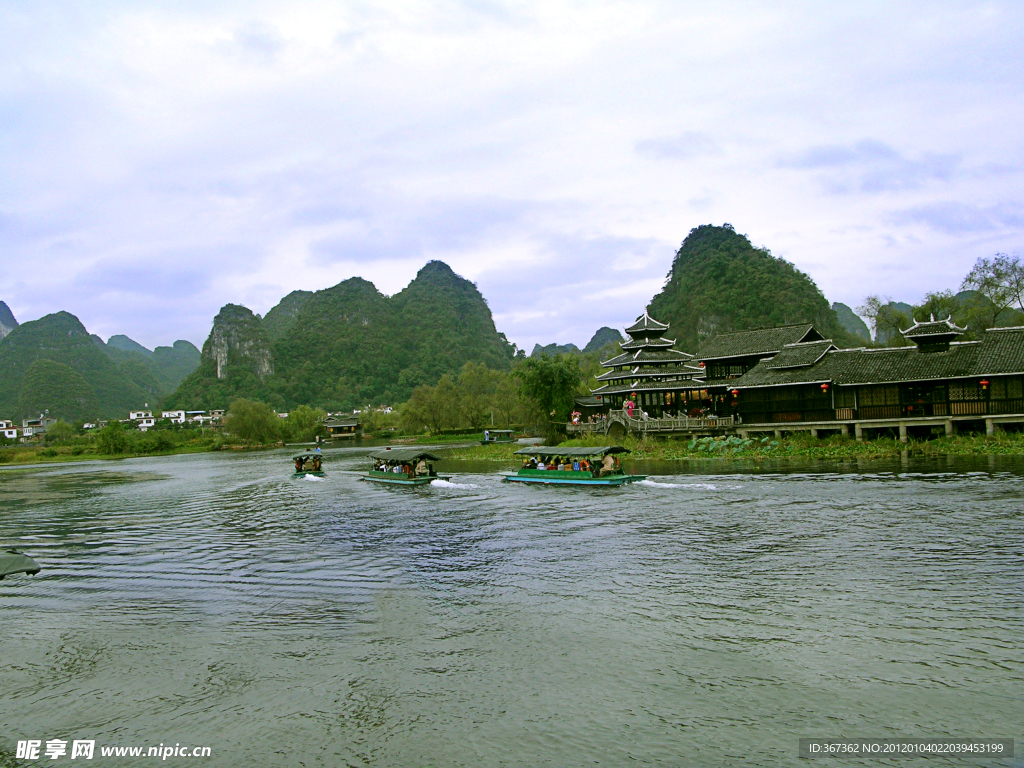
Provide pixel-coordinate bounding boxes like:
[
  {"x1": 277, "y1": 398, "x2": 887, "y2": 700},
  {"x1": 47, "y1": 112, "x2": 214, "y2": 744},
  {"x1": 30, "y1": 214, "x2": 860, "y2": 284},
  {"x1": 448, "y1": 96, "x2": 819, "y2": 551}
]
[
  {"x1": 431, "y1": 479, "x2": 481, "y2": 490},
  {"x1": 302, "y1": 475, "x2": 325, "y2": 482},
  {"x1": 638, "y1": 479, "x2": 718, "y2": 490}
]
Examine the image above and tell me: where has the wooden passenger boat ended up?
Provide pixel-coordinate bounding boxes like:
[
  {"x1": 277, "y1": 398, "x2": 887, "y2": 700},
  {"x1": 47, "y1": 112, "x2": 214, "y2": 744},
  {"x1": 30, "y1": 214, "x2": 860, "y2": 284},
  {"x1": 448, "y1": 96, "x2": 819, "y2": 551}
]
[
  {"x1": 502, "y1": 446, "x2": 646, "y2": 486},
  {"x1": 292, "y1": 453, "x2": 325, "y2": 478},
  {"x1": 481, "y1": 429, "x2": 515, "y2": 445},
  {"x1": 361, "y1": 448, "x2": 450, "y2": 486}
]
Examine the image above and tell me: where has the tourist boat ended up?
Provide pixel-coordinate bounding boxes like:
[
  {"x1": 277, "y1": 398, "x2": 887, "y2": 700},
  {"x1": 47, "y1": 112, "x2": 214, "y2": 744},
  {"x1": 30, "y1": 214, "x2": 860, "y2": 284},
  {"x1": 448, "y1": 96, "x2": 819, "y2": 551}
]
[
  {"x1": 502, "y1": 446, "x2": 646, "y2": 486},
  {"x1": 481, "y1": 429, "x2": 515, "y2": 445},
  {"x1": 292, "y1": 453, "x2": 325, "y2": 478},
  {"x1": 361, "y1": 448, "x2": 451, "y2": 485}
]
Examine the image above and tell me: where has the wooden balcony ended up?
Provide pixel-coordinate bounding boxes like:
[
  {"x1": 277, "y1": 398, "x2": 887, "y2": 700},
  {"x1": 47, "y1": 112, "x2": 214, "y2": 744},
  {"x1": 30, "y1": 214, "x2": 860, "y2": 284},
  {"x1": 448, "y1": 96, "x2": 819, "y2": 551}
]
[{"x1": 567, "y1": 409, "x2": 735, "y2": 435}]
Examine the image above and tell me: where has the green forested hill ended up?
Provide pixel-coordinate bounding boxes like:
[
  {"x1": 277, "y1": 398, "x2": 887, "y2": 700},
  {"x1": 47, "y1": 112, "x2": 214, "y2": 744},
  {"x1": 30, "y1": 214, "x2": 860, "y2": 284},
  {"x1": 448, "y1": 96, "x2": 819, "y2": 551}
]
[
  {"x1": 262, "y1": 290, "x2": 313, "y2": 341},
  {"x1": 0, "y1": 312, "x2": 158, "y2": 420},
  {"x1": 102, "y1": 337, "x2": 200, "y2": 394},
  {"x1": 831, "y1": 302, "x2": 871, "y2": 341},
  {"x1": 166, "y1": 261, "x2": 516, "y2": 411},
  {"x1": 164, "y1": 304, "x2": 274, "y2": 410},
  {"x1": 648, "y1": 224, "x2": 859, "y2": 351},
  {"x1": 0, "y1": 301, "x2": 19, "y2": 339}
]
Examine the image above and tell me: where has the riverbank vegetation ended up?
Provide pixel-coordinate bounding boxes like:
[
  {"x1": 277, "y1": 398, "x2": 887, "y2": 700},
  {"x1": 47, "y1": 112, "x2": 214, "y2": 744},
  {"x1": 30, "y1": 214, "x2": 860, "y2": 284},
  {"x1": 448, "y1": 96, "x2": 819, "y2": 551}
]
[{"x1": 437, "y1": 430, "x2": 1024, "y2": 462}]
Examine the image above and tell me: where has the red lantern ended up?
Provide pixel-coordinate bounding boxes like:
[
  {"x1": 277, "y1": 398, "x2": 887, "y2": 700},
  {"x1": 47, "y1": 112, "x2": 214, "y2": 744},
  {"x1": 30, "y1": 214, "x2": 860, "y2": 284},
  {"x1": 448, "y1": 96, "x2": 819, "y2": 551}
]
[
  {"x1": 730, "y1": 389, "x2": 739, "y2": 396},
  {"x1": 821, "y1": 383, "x2": 829, "y2": 392},
  {"x1": 698, "y1": 361, "x2": 705, "y2": 368},
  {"x1": 980, "y1": 379, "x2": 990, "y2": 389}
]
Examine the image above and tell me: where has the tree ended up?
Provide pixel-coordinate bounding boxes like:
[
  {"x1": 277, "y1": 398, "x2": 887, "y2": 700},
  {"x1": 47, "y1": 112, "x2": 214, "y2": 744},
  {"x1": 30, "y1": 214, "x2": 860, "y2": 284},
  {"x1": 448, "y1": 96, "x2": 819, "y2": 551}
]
[
  {"x1": 512, "y1": 354, "x2": 582, "y2": 427},
  {"x1": 856, "y1": 296, "x2": 911, "y2": 346},
  {"x1": 45, "y1": 420, "x2": 77, "y2": 443},
  {"x1": 456, "y1": 362, "x2": 500, "y2": 429},
  {"x1": 283, "y1": 405, "x2": 326, "y2": 442},
  {"x1": 96, "y1": 421, "x2": 129, "y2": 455},
  {"x1": 961, "y1": 254, "x2": 1022, "y2": 323},
  {"x1": 492, "y1": 374, "x2": 525, "y2": 427},
  {"x1": 224, "y1": 399, "x2": 281, "y2": 445},
  {"x1": 914, "y1": 291, "x2": 960, "y2": 322}
]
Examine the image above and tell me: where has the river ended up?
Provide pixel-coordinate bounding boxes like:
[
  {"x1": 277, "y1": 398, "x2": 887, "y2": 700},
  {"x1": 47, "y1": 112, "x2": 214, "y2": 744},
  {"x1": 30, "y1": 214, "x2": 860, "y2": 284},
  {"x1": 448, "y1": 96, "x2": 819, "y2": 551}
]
[{"x1": 1, "y1": 448, "x2": 1022, "y2": 766}]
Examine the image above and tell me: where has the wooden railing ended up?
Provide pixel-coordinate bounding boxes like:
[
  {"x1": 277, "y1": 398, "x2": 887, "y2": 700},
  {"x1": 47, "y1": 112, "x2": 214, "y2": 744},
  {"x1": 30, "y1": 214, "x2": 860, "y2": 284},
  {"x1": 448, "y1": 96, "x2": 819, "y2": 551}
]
[{"x1": 567, "y1": 410, "x2": 734, "y2": 433}]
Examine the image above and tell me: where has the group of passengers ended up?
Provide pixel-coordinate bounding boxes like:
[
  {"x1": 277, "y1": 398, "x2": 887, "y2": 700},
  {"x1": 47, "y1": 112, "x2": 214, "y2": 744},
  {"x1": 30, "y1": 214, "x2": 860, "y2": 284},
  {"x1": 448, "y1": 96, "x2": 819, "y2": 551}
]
[
  {"x1": 294, "y1": 454, "x2": 322, "y2": 472},
  {"x1": 522, "y1": 453, "x2": 620, "y2": 476},
  {"x1": 374, "y1": 459, "x2": 433, "y2": 477}
]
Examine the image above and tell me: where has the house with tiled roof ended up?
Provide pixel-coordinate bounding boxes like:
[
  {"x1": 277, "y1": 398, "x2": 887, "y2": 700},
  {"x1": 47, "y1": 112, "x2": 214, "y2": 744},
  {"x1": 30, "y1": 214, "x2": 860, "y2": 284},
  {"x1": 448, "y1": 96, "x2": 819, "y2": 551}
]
[
  {"x1": 695, "y1": 323, "x2": 825, "y2": 384},
  {"x1": 730, "y1": 319, "x2": 1024, "y2": 439}
]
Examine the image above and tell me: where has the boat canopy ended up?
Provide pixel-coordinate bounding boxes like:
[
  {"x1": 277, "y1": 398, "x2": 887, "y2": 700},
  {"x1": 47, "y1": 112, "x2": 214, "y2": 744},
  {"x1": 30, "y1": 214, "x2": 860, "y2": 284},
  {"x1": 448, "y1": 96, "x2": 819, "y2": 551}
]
[
  {"x1": 513, "y1": 446, "x2": 631, "y2": 457},
  {"x1": 0, "y1": 549, "x2": 41, "y2": 579},
  {"x1": 368, "y1": 448, "x2": 443, "y2": 462},
  {"x1": 486, "y1": 429, "x2": 514, "y2": 434}
]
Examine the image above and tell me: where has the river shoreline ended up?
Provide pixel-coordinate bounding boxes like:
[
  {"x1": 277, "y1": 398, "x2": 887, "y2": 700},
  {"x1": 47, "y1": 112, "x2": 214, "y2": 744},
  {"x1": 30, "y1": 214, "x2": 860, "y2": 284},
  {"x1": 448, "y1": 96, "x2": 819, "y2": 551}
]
[{"x1": 5, "y1": 429, "x2": 1024, "y2": 469}]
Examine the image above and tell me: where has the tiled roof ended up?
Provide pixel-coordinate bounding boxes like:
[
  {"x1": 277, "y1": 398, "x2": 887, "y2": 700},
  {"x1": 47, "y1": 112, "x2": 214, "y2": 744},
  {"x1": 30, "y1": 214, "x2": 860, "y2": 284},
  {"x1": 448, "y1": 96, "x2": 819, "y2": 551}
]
[
  {"x1": 595, "y1": 363, "x2": 704, "y2": 381},
  {"x1": 975, "y1": 326, "x2": 1024, "y2": 374},
  {"x1": 619, "y1": 336, "x2": 678, "y2": 350},
  {"x1": 696, "y1": 324, "x2": 824, "y2": 361},
  {"x1": 901, "y1": 317, "x2": 966, "y2": 338},
  {"x1": 593, "y1": 378, "x2": 707, "y2": 395},
  {"x1": 763, "y1": 340, "x2": 837, "y2": 369},
  {"x1": 601, "y1": 348, "x2": 692, "y2": 366},
  {"x1": 730, "y1": 329, "x2": 1024, "y2": 389},
  {"x1": 624, "y1": 312, "x2": 669, "y2": 334}
]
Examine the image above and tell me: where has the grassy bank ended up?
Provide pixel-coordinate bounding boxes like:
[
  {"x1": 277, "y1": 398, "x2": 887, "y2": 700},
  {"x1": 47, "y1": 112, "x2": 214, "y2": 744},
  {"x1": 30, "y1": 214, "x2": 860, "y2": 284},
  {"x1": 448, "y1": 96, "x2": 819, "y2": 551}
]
[
  {"x1": 436, "y1": 430, "x2": 1024, "y2": 462},
  {"x1": 0, "y1": 438, "x2": 224, "y2": 465}
]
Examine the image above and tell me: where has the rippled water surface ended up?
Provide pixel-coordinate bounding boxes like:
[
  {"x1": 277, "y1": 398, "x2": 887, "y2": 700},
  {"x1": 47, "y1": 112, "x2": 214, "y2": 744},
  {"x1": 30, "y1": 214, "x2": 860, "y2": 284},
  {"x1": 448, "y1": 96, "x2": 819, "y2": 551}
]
[{"x1": 2, "y1": 449, "x2": 1022, "y2": 767}]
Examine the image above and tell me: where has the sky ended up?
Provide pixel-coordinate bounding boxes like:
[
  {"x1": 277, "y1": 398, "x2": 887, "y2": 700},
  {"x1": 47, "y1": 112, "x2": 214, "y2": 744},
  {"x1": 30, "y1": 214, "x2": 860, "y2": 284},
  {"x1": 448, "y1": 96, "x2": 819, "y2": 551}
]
[{"x1": 1, "y1": 1, "x2": 1022, "y2": 352}]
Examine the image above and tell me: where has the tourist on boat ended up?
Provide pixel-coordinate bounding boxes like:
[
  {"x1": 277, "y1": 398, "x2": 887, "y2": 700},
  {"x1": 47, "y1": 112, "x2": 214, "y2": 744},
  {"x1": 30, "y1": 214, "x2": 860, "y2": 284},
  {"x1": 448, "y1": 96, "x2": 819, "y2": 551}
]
[
  {"x1": 295, "y1": 457, "x2": 305, "y2": 472},
  {"x1": 312, "y1": 455, "x2": 322, "y2": 472},
  {"x1": 572, "y1": 459, "x2": 580, "y2": 471},
  {"x1": 598, "y1": 453, "x2": 616, "y2": 476},
  {"x1": 528, "y1": 456, "x2": 538, "y2": 469},
  {"x1": 415, "y1": 459, "x2": 428, "y2": 476}
]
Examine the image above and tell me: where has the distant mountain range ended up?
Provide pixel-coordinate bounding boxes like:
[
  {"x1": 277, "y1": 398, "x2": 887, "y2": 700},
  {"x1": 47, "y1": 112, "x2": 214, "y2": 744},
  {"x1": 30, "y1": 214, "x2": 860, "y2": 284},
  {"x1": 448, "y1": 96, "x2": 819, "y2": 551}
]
[
  {"x1": 12, "y1": 222, "x2": 1006, "y2": 421},
  {"x1": 529, "y1": 327, "x2": 625, "y2": 358},
  {"x1": 0, "y1": 311, "x2": 199, "y2": 421},
  {"x1": 165, "y1": 261, "x2": 517, "y2": 411}
]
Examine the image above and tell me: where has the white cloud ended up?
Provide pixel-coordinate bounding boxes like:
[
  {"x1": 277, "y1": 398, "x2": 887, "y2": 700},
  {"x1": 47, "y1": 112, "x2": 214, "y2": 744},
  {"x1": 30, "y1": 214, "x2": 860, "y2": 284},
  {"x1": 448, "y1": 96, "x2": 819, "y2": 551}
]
[{"x1": 0, "y1": 0, "x2": 1022, "y2": 349}]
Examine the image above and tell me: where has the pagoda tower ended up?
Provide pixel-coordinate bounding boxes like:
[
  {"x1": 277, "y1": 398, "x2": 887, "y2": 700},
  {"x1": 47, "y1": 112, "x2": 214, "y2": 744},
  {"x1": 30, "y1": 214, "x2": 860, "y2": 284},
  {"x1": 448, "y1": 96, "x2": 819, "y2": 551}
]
[{"x1": 591, "y1": 311, "x2": 706, "y2": 417}]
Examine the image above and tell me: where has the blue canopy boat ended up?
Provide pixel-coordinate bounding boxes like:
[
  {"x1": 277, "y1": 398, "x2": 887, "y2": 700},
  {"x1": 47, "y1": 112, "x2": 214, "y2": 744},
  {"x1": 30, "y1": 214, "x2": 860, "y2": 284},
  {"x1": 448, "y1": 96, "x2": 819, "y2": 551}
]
[
  {"x1": 361, "y1": 448, "x2": 450, "y2": 485},
  {"x1": 503, "y1": 446, "x2": 646, "y2": 486}
]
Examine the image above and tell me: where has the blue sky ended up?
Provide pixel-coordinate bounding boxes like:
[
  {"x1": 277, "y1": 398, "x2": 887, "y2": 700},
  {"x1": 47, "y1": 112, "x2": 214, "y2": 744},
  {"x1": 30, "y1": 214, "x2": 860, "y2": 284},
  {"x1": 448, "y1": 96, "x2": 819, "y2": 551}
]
[{"x1": 1, "y1": 1, "x2": 1022, "y2": 351}]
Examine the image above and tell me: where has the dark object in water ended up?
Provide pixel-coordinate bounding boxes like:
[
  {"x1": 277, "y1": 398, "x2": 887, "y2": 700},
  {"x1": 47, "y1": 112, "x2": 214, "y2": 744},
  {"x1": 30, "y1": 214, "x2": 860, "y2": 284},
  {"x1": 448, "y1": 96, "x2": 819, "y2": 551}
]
[{"x1": 0, "y1": 549, "x2": 41, "y2": 579}]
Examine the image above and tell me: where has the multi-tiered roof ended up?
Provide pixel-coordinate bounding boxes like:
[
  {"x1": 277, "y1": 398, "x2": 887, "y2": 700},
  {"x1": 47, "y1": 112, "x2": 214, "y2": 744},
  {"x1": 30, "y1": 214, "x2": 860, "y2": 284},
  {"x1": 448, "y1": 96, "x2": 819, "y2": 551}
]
[{"x1": 591, "y1": 312, "x2": 705, "y2": 397}]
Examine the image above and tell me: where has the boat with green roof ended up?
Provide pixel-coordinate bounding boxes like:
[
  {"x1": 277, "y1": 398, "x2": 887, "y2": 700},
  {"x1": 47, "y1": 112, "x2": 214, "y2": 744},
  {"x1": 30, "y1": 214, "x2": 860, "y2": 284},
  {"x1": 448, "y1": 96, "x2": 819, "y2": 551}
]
[
  {"x1": 361, "y1": 448, "x2": 451, "y2": 485},
  {"x1": 292, "y1": 452, "x2": 325, "y2": 478},
  {"x1": 502, "y1": 446, "x2": 646, "y2": 486}
]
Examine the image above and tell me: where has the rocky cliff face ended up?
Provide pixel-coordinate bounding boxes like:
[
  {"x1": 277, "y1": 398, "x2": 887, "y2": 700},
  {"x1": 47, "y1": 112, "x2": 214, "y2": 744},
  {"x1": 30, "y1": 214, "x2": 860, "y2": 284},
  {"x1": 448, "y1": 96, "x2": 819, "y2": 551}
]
[
  {"x1": 0, "y1": 301, "x2": 18, "y2": 340},
  {"x1": 204, "y1": 304, "x2": 273, "y2": 380}
]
